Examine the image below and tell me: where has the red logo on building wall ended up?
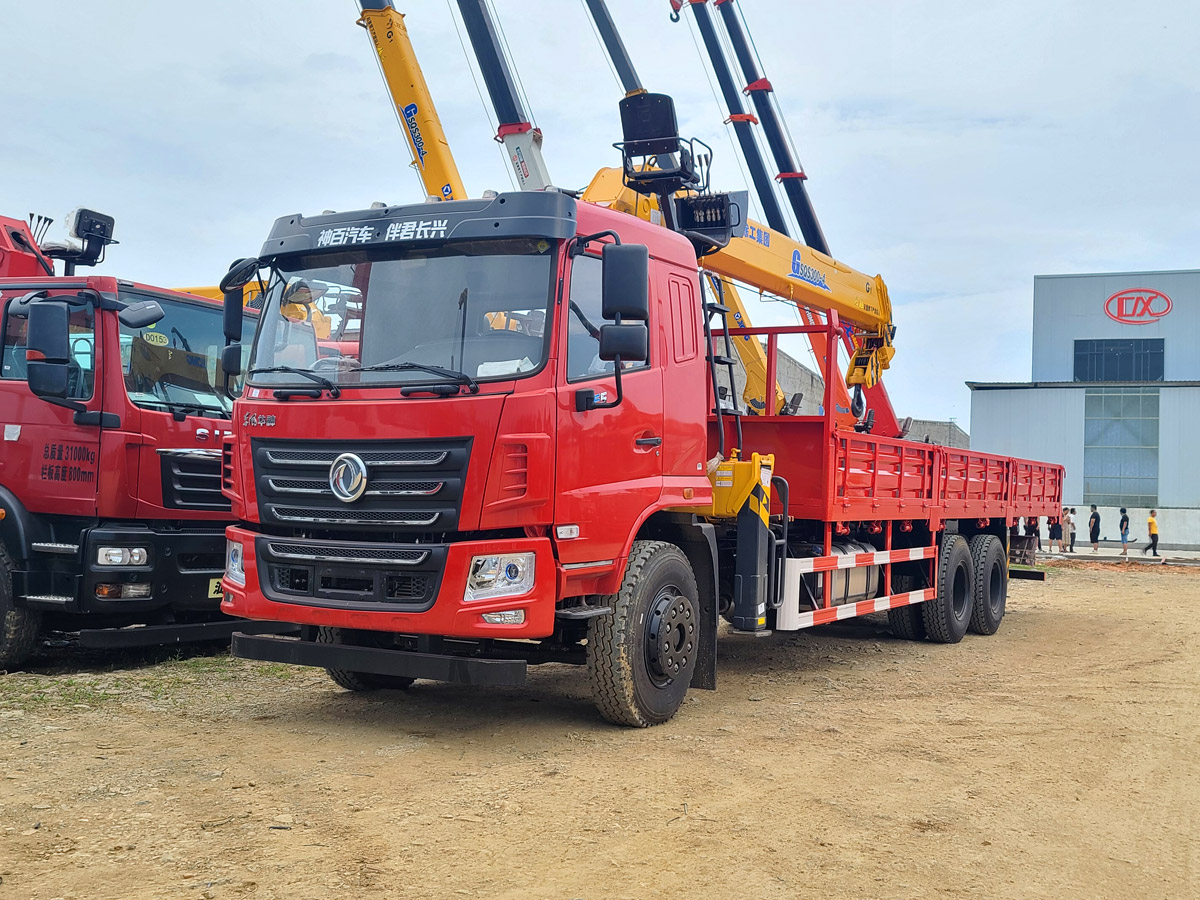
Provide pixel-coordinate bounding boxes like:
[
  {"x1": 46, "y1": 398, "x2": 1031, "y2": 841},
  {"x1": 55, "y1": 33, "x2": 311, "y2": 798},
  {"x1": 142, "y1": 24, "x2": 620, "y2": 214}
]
[{"x1": 1104, "y1": 288, "x2": 1172, "y2": 325}]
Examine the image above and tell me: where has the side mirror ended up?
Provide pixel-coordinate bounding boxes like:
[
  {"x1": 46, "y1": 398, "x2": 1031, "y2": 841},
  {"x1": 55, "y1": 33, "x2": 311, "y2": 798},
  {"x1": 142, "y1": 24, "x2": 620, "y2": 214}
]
[
  {"x1": 220, "y1": 257, "x2": 260, "y2": 343},
  {"x1": 26, "y1": 301, "x2": 72, "y2": 402},
  {"x1": 601, "y1": 243, "x2": 649, "y2": 321},
  {"x1": 598, "y1": 323, "x2": 648, "y2": 362},
  {"x1": 221, "y1": 342, "x2": 243, "y2": 378},
  {"x1": 117, "y1": 299, "x2": 164, "y2": 329}
]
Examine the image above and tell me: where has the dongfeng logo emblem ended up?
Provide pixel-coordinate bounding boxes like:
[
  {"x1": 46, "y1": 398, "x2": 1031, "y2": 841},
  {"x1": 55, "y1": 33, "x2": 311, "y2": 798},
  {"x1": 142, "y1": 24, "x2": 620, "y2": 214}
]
[{"x1": 329, "y1": 453, "x2": 368, "y2": 503}]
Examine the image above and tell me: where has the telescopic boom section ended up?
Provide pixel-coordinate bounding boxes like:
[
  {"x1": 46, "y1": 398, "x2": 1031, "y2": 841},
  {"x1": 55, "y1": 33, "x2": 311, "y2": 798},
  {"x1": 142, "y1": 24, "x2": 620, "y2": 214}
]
[
  {"x1": 582, "y1": 0, "x2": 645, "y2": 97},
  {"x1": 358, "y1": 1, "x2": 467, "y2": 201},
  {"x1": 454, "y1": 0, "x2": 553, "y2": 191},
  {"x1": 709, "y1": 0, "x2": 828, "y2": 254}
]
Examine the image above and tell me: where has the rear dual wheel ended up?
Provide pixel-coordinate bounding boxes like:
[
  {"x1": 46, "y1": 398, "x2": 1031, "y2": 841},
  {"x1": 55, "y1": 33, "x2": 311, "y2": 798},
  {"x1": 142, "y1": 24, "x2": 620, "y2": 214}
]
[
  {"x1": 968, "y1": 535, "x2": 1007, "y2": 635},
  {"x1": 923, "y1": 534, "x2": 974, "y2": 644}
]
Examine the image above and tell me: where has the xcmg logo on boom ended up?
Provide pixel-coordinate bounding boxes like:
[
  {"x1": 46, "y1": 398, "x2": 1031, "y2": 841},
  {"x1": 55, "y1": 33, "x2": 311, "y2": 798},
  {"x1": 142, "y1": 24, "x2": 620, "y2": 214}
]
[
  {"x1": 402, "y1": 103, "x2": 427, "y2": 165},
  {"x1": 788, "y1": 250, "x2": 830, "y2": 291},
  {"x1": 1104, "y1": 288, "x2": 1172, "y2": 325}
]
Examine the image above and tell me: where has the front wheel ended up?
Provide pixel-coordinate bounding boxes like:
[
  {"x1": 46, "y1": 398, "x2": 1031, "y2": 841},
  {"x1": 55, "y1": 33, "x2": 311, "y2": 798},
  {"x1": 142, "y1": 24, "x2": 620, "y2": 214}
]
[
  {"x1": 317, "y1": 627, "x2": 416, "y2": 692},
  {"x1": 0, "y1": 544, "x2": 41, "y2": 670},
  {"x1": 587, "y1": 541, "x2": 699, "y2": 727}
]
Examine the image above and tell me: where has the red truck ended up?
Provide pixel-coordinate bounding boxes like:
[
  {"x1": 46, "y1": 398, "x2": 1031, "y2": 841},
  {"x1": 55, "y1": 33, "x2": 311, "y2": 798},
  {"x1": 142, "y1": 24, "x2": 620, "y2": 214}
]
[
  {"x1": 216, "y1": 173, "x2": 1062, "y2": 725},
  {"x1": 0, "y1": 210, "x2": 286, "y2": 668}
]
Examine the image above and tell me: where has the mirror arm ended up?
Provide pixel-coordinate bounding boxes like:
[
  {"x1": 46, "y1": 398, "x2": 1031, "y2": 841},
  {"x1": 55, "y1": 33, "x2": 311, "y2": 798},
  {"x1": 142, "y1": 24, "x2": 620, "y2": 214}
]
[
  {"x1": 35, "y1": 395, "x2": 86, "y2": 415},
  {"x1": 568, "y1": 229, "x2": 623, "y2": 258}
]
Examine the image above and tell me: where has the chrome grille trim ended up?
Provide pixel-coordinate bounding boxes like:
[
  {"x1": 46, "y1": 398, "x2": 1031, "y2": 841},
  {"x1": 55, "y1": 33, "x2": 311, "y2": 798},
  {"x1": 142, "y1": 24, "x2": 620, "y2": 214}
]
[
  {"x1": 264, "y1": 449, "x2": 448, "y2": 468},
  {"x1": 266, "y1": 542, "x2": 430, "y2": 566},
  {"x1": 266, "y1": 478, "x2": 444, "y2": 497},
  {"x1": 272, "y1": 507, "x2": 441, "y2": 527}
]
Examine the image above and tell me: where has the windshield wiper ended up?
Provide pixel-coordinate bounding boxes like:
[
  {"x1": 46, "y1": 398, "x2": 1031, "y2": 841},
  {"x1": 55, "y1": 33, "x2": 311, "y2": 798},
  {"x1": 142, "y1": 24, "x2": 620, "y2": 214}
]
[
  {"x1": 357, "y1": 361, "x2": 479, "y2": 394},
  {"x1": 137, "y1": 399, "x2": 231, "y2": 420},
  {"x1": 247, "y1": 365, "x2": 341, "y2": 398}
]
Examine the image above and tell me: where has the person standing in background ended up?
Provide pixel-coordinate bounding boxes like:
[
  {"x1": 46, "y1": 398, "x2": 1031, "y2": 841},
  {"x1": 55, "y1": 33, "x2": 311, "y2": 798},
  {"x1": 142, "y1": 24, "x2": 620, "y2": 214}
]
[
  {"x1": 1143, "y1": 510, "x2": 1159, "y2": 557},
  {"x1": 1088, "y1": 505, "x2": 1101, "y2": 553},
  {"x1": 1068, "y1": 508, "x2": 1078, "y2": 553},
  {"x1": 1049, "y1": 509, "x2": 1065, "y2": 553},
  {"x1": 1119, "y1": 508, "x2": 1130, "y2": 559}
]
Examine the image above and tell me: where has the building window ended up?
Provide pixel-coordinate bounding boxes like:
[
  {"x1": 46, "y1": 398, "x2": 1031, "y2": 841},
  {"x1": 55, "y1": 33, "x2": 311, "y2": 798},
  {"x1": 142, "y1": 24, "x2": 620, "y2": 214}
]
[
  {"x1": 1073, "y1": 338, "x2": 1163, "y2": 382},
  {"x1": 1083, "y1": 386, "x2": 1158, "y2": 507}
]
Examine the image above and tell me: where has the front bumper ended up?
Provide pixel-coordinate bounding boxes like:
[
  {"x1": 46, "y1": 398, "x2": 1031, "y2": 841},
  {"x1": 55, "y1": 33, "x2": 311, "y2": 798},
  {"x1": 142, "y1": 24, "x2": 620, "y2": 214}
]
[
  {"x1": 21, "y1": 523, "x2": 228, "y2": 614},
  {"x1": 231, "y1": 632, "x2": 527, "y2": 686},
  {"x1": 221, "y1": 527, "x2": 557, "y2": 639}
]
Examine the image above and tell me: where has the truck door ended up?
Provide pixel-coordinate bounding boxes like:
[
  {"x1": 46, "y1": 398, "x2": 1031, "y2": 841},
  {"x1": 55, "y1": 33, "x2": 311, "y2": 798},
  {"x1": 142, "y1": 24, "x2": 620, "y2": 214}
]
[
  {"x1": 555, "y1": 252, "x2": 663, "y2": 566},
  {"x1": 0, "y1": 295, "x2": 102, "y2": 517}
]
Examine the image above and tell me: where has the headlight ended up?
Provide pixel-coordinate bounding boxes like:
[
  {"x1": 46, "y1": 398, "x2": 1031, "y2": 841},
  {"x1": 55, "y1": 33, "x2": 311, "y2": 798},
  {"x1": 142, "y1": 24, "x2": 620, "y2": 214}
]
[
  {"x1": 225, "y1": 539, "x2": 246, "y2": 587},
  {"x1": 96, "y1": 546, "x2": 149, "y2": 566},
  {"x1": 465, "y1": 552, "x2": 535, "y2": 602}
]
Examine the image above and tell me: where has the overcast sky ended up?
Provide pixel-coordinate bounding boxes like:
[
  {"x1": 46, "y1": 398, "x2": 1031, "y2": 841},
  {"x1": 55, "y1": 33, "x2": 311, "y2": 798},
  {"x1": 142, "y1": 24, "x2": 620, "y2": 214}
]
[{"x1": 4, "y1": 0, "x2": 1196, "y2": 425}]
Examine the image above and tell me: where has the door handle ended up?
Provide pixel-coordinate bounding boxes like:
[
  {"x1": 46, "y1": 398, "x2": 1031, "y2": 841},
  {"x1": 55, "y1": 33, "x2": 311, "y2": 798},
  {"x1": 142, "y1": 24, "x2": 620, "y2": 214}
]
[{"x1": 635, "y1": 436, "x2": 662, "y2": 447}]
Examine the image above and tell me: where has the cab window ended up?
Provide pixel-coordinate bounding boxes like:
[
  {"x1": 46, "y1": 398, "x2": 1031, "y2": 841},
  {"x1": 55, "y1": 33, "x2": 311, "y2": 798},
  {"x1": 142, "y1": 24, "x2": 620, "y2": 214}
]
[
  {"x1": 1, "y1": 301, "x2": 96, "y2": 399},
  {"x1": 566, "y1": 254, "x2": 649, "y2": 382}
]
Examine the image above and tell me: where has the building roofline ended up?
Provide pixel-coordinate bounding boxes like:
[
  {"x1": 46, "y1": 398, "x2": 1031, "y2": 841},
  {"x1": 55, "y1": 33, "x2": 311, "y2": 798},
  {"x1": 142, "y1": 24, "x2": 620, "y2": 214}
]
[
  {"x1": 1034, "y1": 268, "x2": 1200, "y2": 281},
  {"x1": 967, "y1": 380, "x2": 1200, "y2": 391}
]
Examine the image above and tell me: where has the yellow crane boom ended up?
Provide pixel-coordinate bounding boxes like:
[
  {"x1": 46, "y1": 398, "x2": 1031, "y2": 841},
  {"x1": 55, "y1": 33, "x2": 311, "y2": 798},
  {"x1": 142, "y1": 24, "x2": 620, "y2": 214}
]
[{"x1": 357, "y1": 1, "x2": 467, "y2": 202}]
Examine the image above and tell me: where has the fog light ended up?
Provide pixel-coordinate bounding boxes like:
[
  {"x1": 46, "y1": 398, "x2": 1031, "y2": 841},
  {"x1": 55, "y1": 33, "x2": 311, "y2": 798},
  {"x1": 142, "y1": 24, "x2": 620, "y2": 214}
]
[
  {"x1": 481, "y1": 609, "x2": 525, "y2": 625},
  {"x1": 465, "y1": 552, "x2": 535, "y2": 602},
  {"x1": 95, "y1": 583, "x2": 152, "y2": 600},
  {"x1": 97, "y1": 546, "x2": 149, "y2": 566}
]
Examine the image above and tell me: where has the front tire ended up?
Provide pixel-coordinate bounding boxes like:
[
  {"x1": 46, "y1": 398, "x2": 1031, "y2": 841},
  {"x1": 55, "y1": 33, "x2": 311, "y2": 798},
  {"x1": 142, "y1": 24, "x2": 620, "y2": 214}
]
[
  {"x1": 587, "y1": 541, "x2": 699, "y2": 727},
  {"x1": 922, "y1": 534, "x2": 974, "y2": 644},
  {"x1": 0, "y1": 544, "x2": 41, "y2": 670},
  {"x1": 968, "y1": 535, "x2": 1007, "y2": 635},
  {"x1": 317, "y1": 627, "x2": 416, "y2": 692}
]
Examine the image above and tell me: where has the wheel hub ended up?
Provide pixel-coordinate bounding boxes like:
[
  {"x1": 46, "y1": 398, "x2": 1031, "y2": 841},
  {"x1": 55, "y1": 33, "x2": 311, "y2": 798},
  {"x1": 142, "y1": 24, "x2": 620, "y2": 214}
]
[{"x1": 645, "y1": 588, "x2": 697, "y2": 686}]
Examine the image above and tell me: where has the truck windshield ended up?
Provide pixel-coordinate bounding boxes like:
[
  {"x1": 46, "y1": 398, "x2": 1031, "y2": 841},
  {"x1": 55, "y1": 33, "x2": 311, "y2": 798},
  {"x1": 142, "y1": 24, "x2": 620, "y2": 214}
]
[
  {"x1": 247, "y1": 238, "x2": 555, "y2": 390},
  {"x1": 120, "y1": 294, "x2": 257, "y2": 419}
]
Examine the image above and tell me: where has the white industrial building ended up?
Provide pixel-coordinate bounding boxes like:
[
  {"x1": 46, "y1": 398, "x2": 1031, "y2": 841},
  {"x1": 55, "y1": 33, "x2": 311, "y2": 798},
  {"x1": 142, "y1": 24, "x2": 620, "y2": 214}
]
[{"x1": 970, "y1": 269, "x2": 1199, "y2": 549}]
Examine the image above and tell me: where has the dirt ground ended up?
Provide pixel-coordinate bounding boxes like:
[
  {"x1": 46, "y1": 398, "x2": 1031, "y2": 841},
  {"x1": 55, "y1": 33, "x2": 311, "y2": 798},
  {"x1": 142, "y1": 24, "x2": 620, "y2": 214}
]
[{"x1": 1, "y1": 562, "x2": 1196, "y2": 900}]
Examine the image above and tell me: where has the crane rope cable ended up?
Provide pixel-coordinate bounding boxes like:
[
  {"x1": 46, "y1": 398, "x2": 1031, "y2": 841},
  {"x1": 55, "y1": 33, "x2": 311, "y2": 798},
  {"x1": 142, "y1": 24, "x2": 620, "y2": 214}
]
[
  {"x1": 445, "y1": 0, "x2": 519, "y2": 191},
  {"x1": 578, "y1": 0, "x2": 625, "y2": 94},
  {"x1": 682, "y1": 12, "x2": 759, "y2": 227}
]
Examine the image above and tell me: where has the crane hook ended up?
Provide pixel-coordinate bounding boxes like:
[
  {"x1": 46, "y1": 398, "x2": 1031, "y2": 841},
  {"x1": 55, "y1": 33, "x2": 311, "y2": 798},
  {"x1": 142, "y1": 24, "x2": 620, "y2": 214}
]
[
  {"x1": 850, "y1": 385, "x2": 866, "y2": 419},
  {"x1": 670, "y1": 10, "x2": 680, "y2": 22}
]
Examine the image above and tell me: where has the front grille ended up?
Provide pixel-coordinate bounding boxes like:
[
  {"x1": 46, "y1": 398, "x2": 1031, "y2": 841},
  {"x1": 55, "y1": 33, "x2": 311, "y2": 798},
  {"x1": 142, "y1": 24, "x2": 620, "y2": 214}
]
[
  {"x1": 256, "y1": 535, "x2": 446, "y2": 610},
  {"x1": 159, "y1": 450, "x2": 230, "y2": 511},
  {"x1": 252, "y1": 437, "x2": 470, "y2": 533}
]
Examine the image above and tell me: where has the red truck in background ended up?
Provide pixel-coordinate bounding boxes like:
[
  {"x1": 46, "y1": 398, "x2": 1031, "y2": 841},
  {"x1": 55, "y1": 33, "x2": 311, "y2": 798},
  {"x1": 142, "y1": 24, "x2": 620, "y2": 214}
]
[
  {"x1": 216, "y1": 179, "x2": 1062, "y2": 725},
  {"x1": 0, "y1": 210, "x2": 287, "y2": 668}
]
